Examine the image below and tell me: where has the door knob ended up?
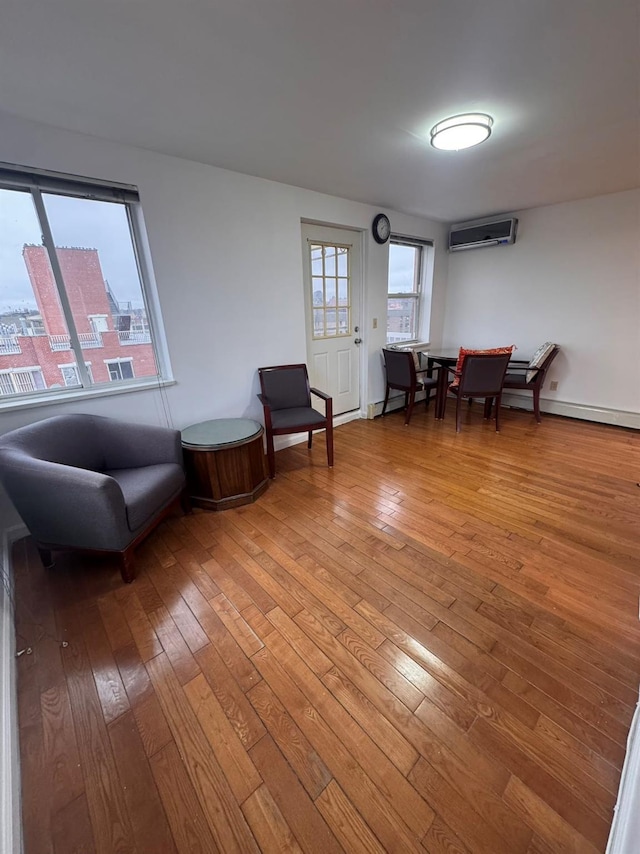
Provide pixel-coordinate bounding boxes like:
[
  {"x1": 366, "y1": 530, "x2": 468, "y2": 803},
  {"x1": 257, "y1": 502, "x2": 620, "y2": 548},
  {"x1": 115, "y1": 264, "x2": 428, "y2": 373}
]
[{"x1": 354, "y1": 338, "x2": 362, "y2": 345}]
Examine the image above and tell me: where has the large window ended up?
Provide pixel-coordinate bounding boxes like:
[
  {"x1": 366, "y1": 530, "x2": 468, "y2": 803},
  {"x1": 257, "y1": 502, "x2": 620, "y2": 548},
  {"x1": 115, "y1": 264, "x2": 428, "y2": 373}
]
[
  {"x1": 0, "y1": 164, "x2": 163, "y2": 404},
  {"x1": 387, "y1": 239, "x2": 431, "y2": 344}
]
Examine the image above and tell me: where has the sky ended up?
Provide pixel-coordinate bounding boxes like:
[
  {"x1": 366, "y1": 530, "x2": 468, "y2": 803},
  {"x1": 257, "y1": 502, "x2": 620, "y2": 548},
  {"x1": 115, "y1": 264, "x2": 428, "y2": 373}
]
[
  {"x1": 0, "y1": 188, "x2": 144, "y2": 313},
  {"x1": 388, "y1": 243, "x2": 418, "y2": 294}
]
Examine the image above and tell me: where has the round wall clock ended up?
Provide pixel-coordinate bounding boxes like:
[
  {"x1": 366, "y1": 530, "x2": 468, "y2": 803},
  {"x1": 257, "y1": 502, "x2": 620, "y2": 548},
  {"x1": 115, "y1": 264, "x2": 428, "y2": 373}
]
[{"x1": 372, "y1": 213, "x2": 391, "y2": 244}]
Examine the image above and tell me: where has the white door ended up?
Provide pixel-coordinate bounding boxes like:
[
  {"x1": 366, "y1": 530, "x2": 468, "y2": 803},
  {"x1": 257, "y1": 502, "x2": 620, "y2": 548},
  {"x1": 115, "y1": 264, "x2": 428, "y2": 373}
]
[{"x1": 301, "y1": 224, "x2": 361, "y2": 415}]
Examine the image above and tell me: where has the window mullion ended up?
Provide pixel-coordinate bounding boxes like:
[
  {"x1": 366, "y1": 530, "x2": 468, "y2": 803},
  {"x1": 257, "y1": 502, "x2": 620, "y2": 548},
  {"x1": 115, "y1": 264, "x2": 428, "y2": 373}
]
[
  {"x1": 126, "y1": 204, "x2": 166, "y2": 378},
  {"x1": 31, "y1": 188, "x2": 92, "y2": 389}
]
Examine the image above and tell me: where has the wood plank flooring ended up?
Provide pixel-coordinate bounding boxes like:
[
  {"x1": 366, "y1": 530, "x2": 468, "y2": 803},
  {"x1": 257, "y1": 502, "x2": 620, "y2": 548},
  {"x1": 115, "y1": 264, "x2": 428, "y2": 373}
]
[{"x1": 13, "y1": 406, "x2": 640, "y2": 853}]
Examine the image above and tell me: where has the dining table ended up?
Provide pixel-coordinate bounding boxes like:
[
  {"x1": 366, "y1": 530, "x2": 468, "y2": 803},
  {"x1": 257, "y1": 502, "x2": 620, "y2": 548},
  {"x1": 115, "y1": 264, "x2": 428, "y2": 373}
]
[{"x1": 419, "y1": 348, "x2": 531, "y2": 420}]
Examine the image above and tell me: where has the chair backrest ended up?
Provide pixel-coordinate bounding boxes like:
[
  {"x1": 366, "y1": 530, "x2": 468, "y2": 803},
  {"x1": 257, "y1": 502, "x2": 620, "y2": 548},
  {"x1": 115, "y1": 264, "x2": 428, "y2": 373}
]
[
  {"x1": 382, "y1": 348, "x2": 416, "y2": 388},
  {"x1": 458, "y1": 353, "x2": 511, "y2": 397},
  {"x1": 258, "y1": 364, "x2": 312, "y2": 410},
  {"x1": 454, "y1": 345, "x2": 514, "y2": 384},
  {"x1": 0, "y1": 414, "x2": 106, "y2": 471}
]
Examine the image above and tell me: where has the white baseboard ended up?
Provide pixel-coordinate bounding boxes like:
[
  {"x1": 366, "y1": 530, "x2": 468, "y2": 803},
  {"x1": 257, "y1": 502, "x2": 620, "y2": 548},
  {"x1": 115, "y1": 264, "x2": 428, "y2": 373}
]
[
  {"x1": 273, "y1": 409, "x2": 363, "y2": 451},
  {"x1": 366, "y1": 391, "x2": 433, "y2": 419},
  {"x1": 607, "y1": 688, "x2": 640, "y2": 853},
  {"x1": 366, "y1": 392, "x2": 640, "y2": 430},
  {"x1": 502, "y1": 393, "x2": 640, "y2": 429},
  {"x1": 1, "y1": 525, "x2": 24, "y2": 854}
]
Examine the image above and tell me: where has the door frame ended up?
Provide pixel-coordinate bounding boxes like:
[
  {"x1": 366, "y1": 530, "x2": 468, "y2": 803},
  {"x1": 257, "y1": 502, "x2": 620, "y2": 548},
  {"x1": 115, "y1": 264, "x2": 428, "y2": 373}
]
[{"x1": 301, "y1": 220, "x2": 366, "y2": 422}]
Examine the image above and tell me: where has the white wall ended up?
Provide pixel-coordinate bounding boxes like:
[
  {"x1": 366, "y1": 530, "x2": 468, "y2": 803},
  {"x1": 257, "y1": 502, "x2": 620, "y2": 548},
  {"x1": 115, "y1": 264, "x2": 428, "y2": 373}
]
[
  {"x1": 0, "y1": 110, "x2": 448, "y2": 528},
  {"x1": 443, "y1": 190, "x2": 640, "y2": 416}
]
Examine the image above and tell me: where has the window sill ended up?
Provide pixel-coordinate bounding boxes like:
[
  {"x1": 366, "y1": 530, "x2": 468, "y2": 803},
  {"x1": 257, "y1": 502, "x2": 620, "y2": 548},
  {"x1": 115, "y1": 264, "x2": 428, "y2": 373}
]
[{"x1": 0, "y1": 377, "x2": 176, "y2": 414}]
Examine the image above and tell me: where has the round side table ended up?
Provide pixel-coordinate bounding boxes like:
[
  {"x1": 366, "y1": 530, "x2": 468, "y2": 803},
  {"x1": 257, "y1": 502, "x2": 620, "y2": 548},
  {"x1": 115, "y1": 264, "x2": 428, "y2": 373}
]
[{"x1": 181, "y1": 418, "x2": 268, "y2": 511}]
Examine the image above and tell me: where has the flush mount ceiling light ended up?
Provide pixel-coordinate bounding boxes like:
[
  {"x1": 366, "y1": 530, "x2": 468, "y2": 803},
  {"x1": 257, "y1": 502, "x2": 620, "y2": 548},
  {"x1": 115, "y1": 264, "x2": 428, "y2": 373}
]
[{"x1": 430, "y1": 113, "x2": 493, "y2": 151}]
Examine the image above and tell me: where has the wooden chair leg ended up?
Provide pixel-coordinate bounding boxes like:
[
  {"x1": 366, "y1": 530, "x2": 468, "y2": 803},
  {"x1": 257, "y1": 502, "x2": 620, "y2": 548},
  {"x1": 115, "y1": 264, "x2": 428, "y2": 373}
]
[
  {"x1": 381, "y1": 385, "x2": 390, "y2": 416},
  {"x1": 495, "y1": 393, "x2": 502, "y2": 432},
  {"x1": 405, "y1": 390, "x2": 416, "y2": 425},
  {"x1": 533, "y1": 388, "x2": 542, "y2": 423},
  {"x1": 326, "y1": 424, "x2": 334, "y2": 468},
  {"x1": 456, "y1": 396, "x2": 462, "y2": 433},
  {"x1": 180, "y1": 489, "x2": 192, "y2": 514},
  {"x1": 484, "y1": 397, "x2": 493, "y2": 419},
  {"x1": 307, "y1": 431, "x2": 313, "y2": 449},
  {"x1": 120, "y1": 548, "x2": 136, "y2": 583},
  {"x1": 265, "y1": 430, "x2": 276, "y2": 479},
  {"x1": 424, "y1": 388, "x2": 431, "y2": 410}
]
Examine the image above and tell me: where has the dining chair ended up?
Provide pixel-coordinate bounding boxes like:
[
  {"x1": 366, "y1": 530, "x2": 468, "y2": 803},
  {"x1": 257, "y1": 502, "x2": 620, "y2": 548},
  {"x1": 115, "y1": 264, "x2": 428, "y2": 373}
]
[
  {"x1": 444, "y1": 352, "x2": 512, "y2": 432},
  {"x1": 381, "y1": 348, "x2": 439, "y2": 426},
  {"x1": 257, "y1": 363, "x2": 333, "y2": 478},
  {"x1": 502, "y1": 343, "x2": 560, "y2": 422}
]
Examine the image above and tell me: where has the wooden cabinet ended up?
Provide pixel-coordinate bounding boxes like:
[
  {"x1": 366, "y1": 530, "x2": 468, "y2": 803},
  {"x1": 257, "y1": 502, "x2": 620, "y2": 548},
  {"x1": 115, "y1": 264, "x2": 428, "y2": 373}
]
[{"x1": 181, "y1": 418, "x2": 268, "y2": 511}]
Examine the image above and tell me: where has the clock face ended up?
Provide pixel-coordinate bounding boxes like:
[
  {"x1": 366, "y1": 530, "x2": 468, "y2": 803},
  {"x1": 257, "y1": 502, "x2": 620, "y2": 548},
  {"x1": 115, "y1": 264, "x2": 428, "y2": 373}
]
[{"x1": 372, "y1": 213, "x2": 391, "y2": 244}]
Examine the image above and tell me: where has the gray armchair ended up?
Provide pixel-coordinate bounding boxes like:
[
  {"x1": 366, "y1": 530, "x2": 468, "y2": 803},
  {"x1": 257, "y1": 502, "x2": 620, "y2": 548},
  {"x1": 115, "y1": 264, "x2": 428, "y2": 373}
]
[{"x1": 0, "y1": 414, "x2": 187, "y2": 582}]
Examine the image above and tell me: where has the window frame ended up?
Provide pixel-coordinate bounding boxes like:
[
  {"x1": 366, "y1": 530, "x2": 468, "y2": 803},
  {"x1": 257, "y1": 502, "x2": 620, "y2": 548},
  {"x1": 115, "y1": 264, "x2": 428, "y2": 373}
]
[
  {"x1": 0, "y1": 366, "x2": 46, "y2": 395},
  {"x1": 105, "y1": 358, "x2": 135, "y2": 382},
  {"x1": 0, "y1": 162, "x2": 172, "y2": 410},
  {"x1": 386, "y1": 236, "x2": 433, "y2": 345}
]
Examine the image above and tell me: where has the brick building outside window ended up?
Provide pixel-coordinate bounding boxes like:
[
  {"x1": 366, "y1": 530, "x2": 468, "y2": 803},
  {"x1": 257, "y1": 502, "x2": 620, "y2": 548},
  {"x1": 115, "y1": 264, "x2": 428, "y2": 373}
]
[{"x1": 0, "y1": 245, "x2": 156, "y2": 393}]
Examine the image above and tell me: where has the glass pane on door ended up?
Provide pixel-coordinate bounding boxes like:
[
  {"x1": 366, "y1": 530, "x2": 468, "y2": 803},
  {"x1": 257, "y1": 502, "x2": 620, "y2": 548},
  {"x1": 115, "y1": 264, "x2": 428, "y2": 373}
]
[{"x1": 309, "y1": 243, "x2": 351, "y2": 339}]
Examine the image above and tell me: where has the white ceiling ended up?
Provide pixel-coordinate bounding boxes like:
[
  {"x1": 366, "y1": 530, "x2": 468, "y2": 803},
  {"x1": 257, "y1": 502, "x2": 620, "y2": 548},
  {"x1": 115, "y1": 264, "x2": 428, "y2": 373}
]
[{"x1": 0, "y1": 0, "x2": 638, "y2": 222}]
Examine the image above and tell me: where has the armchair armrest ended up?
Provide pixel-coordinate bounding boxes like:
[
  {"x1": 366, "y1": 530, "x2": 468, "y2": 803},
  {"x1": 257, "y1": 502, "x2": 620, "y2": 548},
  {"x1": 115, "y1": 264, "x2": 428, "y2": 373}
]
[
  {"x1": 507, "y1": 365, "x2": 540, "y2": 374},
  {"x1": 1, "y1": 455, "x2": 128, "y2": 550},
  {"x1": 310, "y1": 388, "x2": 333, "y2": 420},
  {"x1": 257, "y1": 392, "x2": 273, "y2": 431}
]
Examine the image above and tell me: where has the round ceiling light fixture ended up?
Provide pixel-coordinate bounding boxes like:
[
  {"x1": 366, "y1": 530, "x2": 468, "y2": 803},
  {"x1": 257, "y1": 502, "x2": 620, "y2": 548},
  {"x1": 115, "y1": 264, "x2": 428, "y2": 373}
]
[{"x1": 429, "y1": 113, "x2": 493, "y2": 151}]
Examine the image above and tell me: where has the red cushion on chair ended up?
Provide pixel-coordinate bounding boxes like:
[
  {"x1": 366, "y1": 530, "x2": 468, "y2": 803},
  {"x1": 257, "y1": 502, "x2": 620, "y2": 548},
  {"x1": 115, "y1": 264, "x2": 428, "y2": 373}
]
[{"x1": 450, "y1": 345, "x2": 515, "y2": 388}]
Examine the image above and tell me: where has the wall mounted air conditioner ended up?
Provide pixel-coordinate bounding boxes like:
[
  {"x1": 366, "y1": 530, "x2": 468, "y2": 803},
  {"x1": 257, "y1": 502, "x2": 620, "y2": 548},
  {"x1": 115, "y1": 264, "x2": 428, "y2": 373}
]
[{"x1": 449, "y1": 217, "x2": 518, "y2": 252}]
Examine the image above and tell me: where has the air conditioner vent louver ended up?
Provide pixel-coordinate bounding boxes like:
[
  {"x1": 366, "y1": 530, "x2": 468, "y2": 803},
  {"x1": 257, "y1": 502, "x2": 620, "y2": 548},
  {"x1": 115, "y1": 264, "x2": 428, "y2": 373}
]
[{"x1": 449, "y1": 217, "x2": 518, "y2": 252}]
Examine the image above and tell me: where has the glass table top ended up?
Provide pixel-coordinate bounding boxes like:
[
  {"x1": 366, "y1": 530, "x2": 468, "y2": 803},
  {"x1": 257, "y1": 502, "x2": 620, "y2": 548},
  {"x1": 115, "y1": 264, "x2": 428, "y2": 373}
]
[{"x1": 181, "y1": 418, "x2": 263, "y2": 449}]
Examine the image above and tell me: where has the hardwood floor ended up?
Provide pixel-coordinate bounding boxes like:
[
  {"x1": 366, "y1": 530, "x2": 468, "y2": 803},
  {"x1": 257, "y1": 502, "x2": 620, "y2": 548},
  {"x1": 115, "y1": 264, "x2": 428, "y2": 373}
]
[{"x1": 12, "y1": 406, "x2": 640, "y2": 853}]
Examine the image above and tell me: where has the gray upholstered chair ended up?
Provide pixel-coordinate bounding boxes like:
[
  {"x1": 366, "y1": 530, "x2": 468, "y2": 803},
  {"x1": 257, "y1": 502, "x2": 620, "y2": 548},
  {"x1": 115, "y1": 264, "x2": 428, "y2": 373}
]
[
  {"x1": 0, "y1": 414, "x2": 187, "y2": 582},
  {"x1": 444, "y1": 352, "x2": 512, "y2": 433},
  {"x1": 381, "y1": 348, "x2": 439, "y2": 425},
  {"x1": 258, "y1": 364, "x2": 333, "y2": 478}
]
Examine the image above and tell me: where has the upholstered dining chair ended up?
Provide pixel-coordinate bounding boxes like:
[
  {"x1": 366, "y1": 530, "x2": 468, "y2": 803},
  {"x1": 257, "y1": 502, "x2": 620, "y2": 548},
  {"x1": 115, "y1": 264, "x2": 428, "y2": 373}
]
[
  {"x1": 257, "y1": 364, "x2": 333, "y2": 478},
  {"x1": 381, "y1": 348, "x2": 439, "y2": 426},
  {"x1": 502, "y1": 343, "x2": 560, "y2": 423},
  {"x1": 444, "y1": 352, "x2": 512, "y2": 432}
]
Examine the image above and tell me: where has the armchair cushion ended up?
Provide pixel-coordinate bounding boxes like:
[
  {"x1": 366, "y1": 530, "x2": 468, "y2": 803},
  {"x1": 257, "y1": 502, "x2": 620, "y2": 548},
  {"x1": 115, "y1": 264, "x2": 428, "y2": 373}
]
[
  {"x1": 526, "y1": 341, "x2": 557, "y2": 383},
  {"x1": 104, "y1": 463, "x2": 186, "y2": 532},
  {"x1": 270, "y1": 407, "x2": 327, "y2": 430}
]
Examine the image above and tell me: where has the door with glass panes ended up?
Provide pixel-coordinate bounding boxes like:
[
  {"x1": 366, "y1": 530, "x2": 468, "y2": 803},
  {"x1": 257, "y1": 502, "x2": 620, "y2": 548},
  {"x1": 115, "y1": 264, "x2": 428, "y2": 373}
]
[{"x1": 302, "y1": 225, "x2": 361, "y2": 415}]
